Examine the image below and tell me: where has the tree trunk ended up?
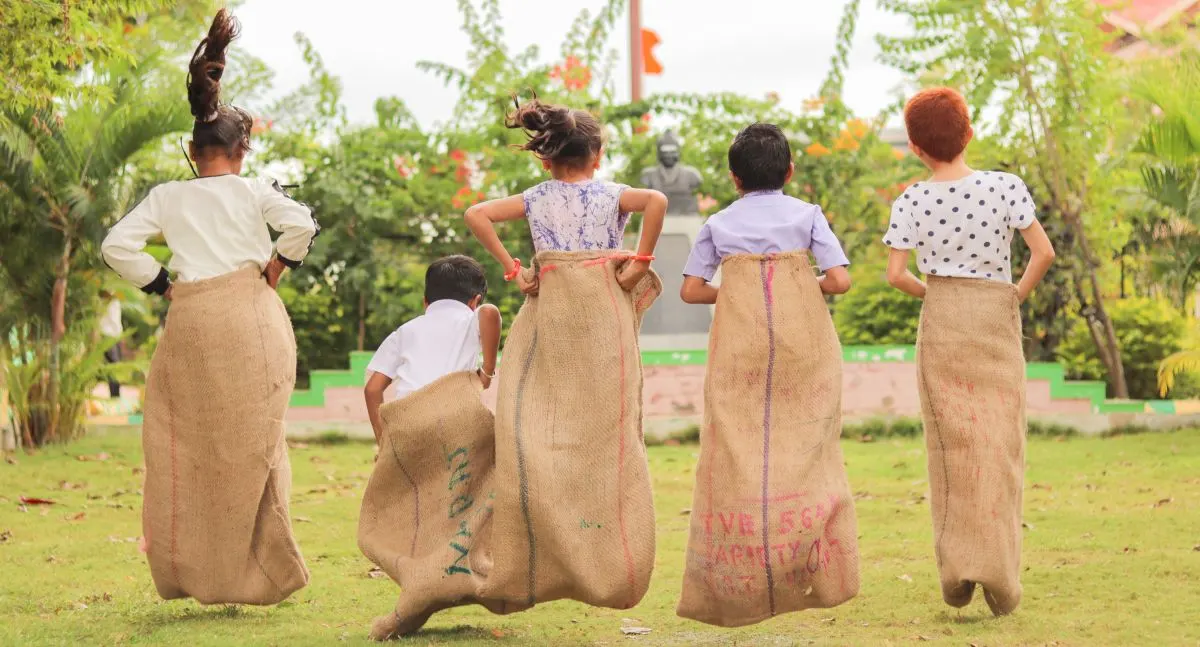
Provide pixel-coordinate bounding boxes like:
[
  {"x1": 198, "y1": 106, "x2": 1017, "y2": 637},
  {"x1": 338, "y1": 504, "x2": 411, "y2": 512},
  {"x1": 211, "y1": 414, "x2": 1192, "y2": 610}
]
[
  {"x1": 1063, "y1": 211, "x2": 1129, "y2": 398},
  {"x1": 47, "y1": 237, "x2": 71, "y2": 443},
  {"x1": 357, "y1": 291, "x2": 366, "y2": 352}
]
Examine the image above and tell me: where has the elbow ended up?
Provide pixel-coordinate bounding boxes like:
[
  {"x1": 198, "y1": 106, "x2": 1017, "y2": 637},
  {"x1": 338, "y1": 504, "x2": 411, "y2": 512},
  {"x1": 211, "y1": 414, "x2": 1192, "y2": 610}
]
[
  {"x1": 885, "y1": 268, "x2": 903, "y2": 288},
  {"x1": 679, "y1": 285, "x2": 699, "y2": 304},
  {"x1": 464, "y1": 204, "x2": 485, "y2": 225},
  {"x1": 829, "y1": 275, "x2": 851, "y2": 295},
  {"x1": 1044, "y1": 247, "x2": 1057, "y2": 265}
]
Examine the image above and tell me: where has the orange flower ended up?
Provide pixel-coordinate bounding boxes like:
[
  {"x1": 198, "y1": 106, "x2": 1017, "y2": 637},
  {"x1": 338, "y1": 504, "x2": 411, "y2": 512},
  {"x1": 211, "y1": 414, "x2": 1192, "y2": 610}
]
[
  {"x1": 845, "y1": 118, "x2": 869, "y2": 139},
  {"x1": 833, "y1": 130, "x2": 860, "y2": 152},
  {"x1": 392, "y1": 155, "x2": 412, "y2": 179},
  {"x1": 802, "y1": 96, "x2": 826, "y2": 112},
  {"x1": 455, "y1": 164, "x2": 471, "y2": 183},
  {"x1": 892, "y1": 148, "x2": 906, "y2": 160},
  {"x1": 449, "y1": 149, "x2": 467, "y2": 162},
  {"x1": 633, "y1": 113, "x2": 651, "y2": 135},
  {"x1": 805, "y1": 142, "x2": 831, "y2": 157},
  {"x1": 551, "y1": 55, "x2": 592, "y2": 92}
]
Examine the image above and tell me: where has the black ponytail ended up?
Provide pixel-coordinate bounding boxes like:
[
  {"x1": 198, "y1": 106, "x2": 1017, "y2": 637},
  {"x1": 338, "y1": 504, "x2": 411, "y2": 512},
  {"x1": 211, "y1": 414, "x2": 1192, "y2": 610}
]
[
  {"x1": 187, "y1": 9, "x2": 252, "y2": 157},
  {"x1": 505, "y1": 93, "x2": 603, "y2": 168}
]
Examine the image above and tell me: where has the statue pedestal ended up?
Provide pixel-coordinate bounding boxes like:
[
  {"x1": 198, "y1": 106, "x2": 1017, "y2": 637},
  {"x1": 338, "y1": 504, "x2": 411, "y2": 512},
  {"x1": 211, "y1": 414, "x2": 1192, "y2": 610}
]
[{"x1": 626, "y1": 214, "x2": 718, "y2": 351}]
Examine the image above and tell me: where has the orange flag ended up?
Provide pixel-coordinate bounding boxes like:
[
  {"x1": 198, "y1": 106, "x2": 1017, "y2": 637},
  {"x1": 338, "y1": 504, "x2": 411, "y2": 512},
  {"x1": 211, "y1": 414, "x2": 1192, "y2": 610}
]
[{"x1": 642, "y1": 28, "x2": 663, "y2": 75}]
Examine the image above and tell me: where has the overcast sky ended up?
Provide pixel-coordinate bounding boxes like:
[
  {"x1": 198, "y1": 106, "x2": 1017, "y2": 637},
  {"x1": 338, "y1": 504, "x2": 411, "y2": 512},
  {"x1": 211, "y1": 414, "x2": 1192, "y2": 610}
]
[{"x1": 234, "y1": 0, "x2": 912, "y2": 128}]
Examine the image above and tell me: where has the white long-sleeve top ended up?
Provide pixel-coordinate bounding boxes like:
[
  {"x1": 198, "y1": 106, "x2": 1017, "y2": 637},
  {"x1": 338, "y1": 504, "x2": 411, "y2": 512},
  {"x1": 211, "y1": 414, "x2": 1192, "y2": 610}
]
[{"x1": 102, "y1": 175, "x2": 319, "y2": 293}]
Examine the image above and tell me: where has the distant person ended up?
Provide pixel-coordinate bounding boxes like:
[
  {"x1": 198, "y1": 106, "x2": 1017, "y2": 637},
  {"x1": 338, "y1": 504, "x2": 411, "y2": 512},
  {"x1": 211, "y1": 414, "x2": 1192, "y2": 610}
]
[
  {"x1": 98, "y1": 291, "x2": 123, "y2": 398},
  {"x1": 882, "y1": 87, "x2": 1055, "y2": 616},
  {"x1": 362, "y1": 255, "x2": 501, "y2": 445},
  {"x1": 101, "y1": 8, "x2": 317, "y2": 607},
  {"x1": 675, "y1": 123, "x2": 860, "y2": 627}
]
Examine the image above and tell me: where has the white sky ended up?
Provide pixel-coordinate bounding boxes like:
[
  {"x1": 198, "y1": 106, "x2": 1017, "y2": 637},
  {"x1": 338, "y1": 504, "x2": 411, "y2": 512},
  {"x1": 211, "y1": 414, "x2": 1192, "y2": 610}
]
[{"x1": 234, "y1": 0, "x2": 912, "y2": 128}]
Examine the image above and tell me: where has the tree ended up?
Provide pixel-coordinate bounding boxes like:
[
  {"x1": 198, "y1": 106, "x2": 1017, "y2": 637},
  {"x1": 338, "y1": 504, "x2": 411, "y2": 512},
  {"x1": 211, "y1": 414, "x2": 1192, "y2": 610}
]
[
  {"x1": 0, "y1": 69, "x2": 191, "y2": 445},
  {"x1": 878, "y1": 0, "x2": 1133, "y2": 397}
]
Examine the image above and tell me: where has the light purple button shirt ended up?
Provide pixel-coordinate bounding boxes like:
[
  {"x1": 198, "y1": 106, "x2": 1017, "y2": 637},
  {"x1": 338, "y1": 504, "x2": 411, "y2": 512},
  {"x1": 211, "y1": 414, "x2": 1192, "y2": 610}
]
[{"x1": 682, "y1": 191, "x2": 850, "y2": 281}]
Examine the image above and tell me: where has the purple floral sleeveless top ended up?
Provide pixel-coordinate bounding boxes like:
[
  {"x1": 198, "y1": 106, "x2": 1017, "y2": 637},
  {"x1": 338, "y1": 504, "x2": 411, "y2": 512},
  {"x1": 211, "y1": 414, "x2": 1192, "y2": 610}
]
[{"x1": 522, "y1": 179, "x2": 630, "y2": 252}]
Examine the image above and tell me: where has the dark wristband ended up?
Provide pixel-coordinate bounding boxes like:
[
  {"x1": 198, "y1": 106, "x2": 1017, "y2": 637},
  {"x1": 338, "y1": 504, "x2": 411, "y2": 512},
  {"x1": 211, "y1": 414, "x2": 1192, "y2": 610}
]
[
  {"x1": 140, "y1": 268, "x2": 171, "y2": 296},
  {"x1": 277, "y1": 254, "x2": 302, "y2": 270}
]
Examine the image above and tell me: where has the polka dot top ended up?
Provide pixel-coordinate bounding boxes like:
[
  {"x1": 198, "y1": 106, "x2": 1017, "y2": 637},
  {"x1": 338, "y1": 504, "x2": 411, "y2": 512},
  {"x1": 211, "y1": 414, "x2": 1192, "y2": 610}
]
[{"x1": 883, "y1": 171, "x2": 1037, "y2": 282}]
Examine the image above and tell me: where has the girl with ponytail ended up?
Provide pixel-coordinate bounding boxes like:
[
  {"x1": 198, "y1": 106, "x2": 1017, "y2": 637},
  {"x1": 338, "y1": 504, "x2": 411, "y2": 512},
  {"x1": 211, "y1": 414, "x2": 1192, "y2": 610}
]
[{"x1": 101, "y1": 9, "x2": 313, "y2": 606}]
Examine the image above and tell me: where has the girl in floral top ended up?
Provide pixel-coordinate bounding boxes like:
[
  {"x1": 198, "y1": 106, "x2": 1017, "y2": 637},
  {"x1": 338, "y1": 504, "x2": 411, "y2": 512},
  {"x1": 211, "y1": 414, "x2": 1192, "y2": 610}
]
[{"x1": 465, "y1": 97, "x2": 667, "y2": 293}]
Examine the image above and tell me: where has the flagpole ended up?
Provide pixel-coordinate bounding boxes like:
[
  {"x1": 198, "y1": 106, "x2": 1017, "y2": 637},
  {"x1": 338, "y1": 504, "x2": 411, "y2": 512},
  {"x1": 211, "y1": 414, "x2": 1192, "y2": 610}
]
[{"x1": 630, "y1": 0, "x2": 643, "y2": 102}]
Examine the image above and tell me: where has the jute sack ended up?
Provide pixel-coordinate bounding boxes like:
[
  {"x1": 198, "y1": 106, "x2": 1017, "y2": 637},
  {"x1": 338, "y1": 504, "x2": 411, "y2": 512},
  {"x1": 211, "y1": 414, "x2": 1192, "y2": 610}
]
[
  {"x1": 358, "y1": 371, "x2": 506, "y2": 639},
  {"x1": 142, "y1": 266, "x2": 309, "y2": 605},
  {"x1": 677, "y1": 252, "x2": 860, "y2": 627},
  {"x1": 917, "y1": 276, "x2": 1025, "y2": 616},
  {"x1": 479, "y1": 251, "x2": 661, "y2": 611}
]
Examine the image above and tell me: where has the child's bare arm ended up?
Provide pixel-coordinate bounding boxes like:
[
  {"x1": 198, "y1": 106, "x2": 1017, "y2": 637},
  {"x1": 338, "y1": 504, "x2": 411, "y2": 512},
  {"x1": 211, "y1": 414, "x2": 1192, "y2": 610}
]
[
  {"x1": 465, "y1": 194, "x2": 527, "y2": 275},
  {"x1": 616, "y1": 188, "x2": 668, "y2": 291},
  {"x1": 681, "y1": 275, "x2": 719, "y2": 305},
  {"x1": 1016, "y1": 220, "x2": 1055, "y2": 303},
  {"x1": 818, "y1": 265, "x2": 852, "y2": 295},
  {"x1": 364, "y1": 372, "x2": 393, "y2": 445},
  {"x1": 885, "y1": 248, "x2": 927, "y2": 299},
  {"x1": 477, "y1": 304, "x2": 502, "y2": 389}
]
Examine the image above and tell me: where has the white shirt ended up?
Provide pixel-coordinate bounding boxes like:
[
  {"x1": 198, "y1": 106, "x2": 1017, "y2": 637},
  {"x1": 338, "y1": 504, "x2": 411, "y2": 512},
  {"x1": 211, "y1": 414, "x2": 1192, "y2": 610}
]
[
  {"x1": 101, "y1": 175, "x2": 318, "y2": 289},
  {"x1": 366, "y1": 300, "x2": 482, "y2": 399},
  {"x1": 99, "y1": 300, "x2": 122, "y2": 338},
  {"x1": 884, "y1": 171, "x2": 1037, "y2": 282}
]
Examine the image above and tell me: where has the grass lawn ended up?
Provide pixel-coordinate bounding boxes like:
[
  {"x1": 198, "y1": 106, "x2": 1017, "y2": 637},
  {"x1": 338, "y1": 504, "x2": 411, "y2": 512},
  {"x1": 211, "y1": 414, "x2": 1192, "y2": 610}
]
[{"x1": 1, "y1": 428, "x2": 1198, "y2": 646}]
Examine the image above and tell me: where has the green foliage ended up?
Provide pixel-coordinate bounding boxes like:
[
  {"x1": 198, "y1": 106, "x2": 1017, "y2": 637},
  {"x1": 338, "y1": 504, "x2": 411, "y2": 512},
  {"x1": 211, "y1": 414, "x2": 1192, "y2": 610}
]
[
  {"x1": 833, "y1": 259, "x2": 922, "y2": 345},
  {"x1": 879, "y1": 0, "x2": 1136, "y2": 396},
  {"x1": 1059, "y1": 298, "x2": 1188, "y2": 400}
]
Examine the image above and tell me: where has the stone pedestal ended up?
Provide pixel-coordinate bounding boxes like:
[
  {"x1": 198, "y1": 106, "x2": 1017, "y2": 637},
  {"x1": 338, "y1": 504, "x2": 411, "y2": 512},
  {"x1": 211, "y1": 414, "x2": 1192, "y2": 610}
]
[{"x1": 627, "y1": 213, "x2": 717, "y2": 351}]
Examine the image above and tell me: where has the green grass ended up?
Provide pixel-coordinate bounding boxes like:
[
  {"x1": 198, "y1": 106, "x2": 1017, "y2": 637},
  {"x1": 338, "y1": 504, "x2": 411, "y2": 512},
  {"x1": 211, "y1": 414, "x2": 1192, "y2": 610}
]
[{"x1": 2, "y1": 428, "x2": 1199, "y2": 646}]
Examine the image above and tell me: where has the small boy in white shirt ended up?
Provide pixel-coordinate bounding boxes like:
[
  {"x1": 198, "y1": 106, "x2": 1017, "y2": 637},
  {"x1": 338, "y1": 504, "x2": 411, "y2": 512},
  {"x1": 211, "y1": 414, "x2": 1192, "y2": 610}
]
[{"x1": 364, "y1": 255, "x2": 501, "y2": 444}]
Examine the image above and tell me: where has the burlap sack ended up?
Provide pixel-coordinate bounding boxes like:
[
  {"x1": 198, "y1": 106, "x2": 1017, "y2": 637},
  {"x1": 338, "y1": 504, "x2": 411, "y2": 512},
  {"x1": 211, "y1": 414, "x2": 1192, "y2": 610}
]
[
  {"x1": 916, "y1": 276, "x2": 1025, "y2": 616},
  {"x1": 358, "y1": 371, "x2": 507, "y2": 639},
  {"x1": 141, "y1": 266, "x2": 308, "y2": 605},
  {"x1": 479, "y1": 251, "x2": 661, "y2": 611},
  {"x1": 677, "y1": 252, "x2": 859, "y2": 627}
]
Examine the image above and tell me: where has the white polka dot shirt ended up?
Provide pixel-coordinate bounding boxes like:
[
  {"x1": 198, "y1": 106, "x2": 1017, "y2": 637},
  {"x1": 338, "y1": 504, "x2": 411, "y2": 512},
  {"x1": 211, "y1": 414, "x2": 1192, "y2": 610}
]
[{"x1": 883, "y1": 171, "x2": 1037, "y2": 282}]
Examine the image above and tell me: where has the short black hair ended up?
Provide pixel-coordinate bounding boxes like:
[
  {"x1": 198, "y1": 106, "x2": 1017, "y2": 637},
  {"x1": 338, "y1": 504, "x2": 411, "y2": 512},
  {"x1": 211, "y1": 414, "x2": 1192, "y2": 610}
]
[
  {"x1": 728, "y1": 123, "x2": 792, "y2": 192},
  {"x1": 425, "y1": 255, "x2": 487, "y2": 305}
]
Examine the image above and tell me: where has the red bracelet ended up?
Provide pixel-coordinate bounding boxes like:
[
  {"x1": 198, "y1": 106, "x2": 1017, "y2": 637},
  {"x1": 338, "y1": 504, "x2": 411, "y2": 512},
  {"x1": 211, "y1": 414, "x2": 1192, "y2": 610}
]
[
  {"x1": 504, "y1": 259, "x2": 522, "y2": 282},
  {"x1": 629, "y1": 254, "x2": 655, "y2": 262}
]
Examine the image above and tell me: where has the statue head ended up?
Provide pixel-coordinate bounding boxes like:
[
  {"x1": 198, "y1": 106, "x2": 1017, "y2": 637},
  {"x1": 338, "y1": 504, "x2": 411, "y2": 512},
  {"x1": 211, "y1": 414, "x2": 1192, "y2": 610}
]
[{"x1": 656, "y1": 130, "x2": 681, "y2": 168}]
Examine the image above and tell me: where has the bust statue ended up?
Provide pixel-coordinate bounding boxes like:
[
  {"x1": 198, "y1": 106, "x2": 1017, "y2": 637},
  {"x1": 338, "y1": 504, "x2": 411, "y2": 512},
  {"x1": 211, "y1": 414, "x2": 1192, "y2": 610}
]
[{"x1": 640, "y1": 130, "x2": 702, "y2": 215}]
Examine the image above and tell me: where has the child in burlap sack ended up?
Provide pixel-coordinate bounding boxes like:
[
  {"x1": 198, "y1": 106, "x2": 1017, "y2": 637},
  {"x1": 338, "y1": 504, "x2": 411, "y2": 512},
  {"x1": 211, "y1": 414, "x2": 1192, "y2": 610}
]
[
  {"x1": 461, "y1": 96, "x2": 667, "y2": 611},
  {"x1": 101, "y1": 8, "x2": 318, "y2": 605},
  {"x1": 883, "y1": 87, "x2": 1055, "y2": 616},
  {"x1": 363, "y1": 255, "x2": 501, "y2": 445},
  {"x1": 358, "y1": 255, "x2": 502, "y2": 639},
  {"x1": 676, "y1": 123, "x2": 860, "y2": 627}
]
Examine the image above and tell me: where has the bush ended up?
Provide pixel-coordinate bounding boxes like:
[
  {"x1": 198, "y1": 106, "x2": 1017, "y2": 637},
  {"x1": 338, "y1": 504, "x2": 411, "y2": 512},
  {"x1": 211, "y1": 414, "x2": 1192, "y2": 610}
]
[
  {"x1": 833, "y1": 261, "x2": 923, "y2": 346},
  {"x1": 1058, "y1": 298, "x2": 1189, "y2": 399}
]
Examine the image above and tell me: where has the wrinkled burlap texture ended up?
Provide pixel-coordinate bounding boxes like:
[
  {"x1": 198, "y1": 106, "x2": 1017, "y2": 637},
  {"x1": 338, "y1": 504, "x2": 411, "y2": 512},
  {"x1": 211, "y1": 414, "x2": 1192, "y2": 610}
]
[
  {"x1": 677, "y1": 252, "x2": 860, "y2": 627},
  {"x1": 142, "y1": 266, "x2": 309, "y2": 605},
  {"x1": 917, "y1": 276, "x2": 1026, "y2": 616},
  {"x1": 358, "y1": 371, "x2": 505, "y2": 639},
  {"x1": 480, "y1": 251, "x2": 661, "y2": 611}
]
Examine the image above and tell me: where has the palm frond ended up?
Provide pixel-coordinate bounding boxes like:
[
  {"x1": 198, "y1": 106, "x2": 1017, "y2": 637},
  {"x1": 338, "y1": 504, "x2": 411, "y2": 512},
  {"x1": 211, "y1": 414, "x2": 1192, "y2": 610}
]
[{"x1": 1158, "y1": 348, "x2": 1200, "y2": 396}]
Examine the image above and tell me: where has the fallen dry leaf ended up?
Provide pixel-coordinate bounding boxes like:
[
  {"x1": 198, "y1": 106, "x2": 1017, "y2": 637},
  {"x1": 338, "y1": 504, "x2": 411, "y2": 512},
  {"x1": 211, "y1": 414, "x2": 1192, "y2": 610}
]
[
  {"x1": 19, "y1": 496, "x2": 56, "y2": 506},
  {"x1": 1123, "y1": 546, "x2": 1138, "y2": 554},
  {"x1": 293, "y1": 516, "x2": 312, "y2": 523},
  {"x1": 1022, "y1": 522, "x2": 1035, "y2": 530},
  {"x1": 490, "y1": 629, "x2": 505, "y2": 638},
  {"x1": 366, "y1": 567, "x2": 386, "y2": 579},
  {"x1": 4, "y1": 456, "x2": 17, "y2": 465},
  {"x1": 897, "y1": 574, "x2": 913, "y2": 583},
  {"x1": 287, "y1": 441, "x2": 310, "y2": 450},
  {"x1": 620, "y1": 627, "x2": 652, "y2": 636},
  {"x1": 1154, "y1": 497, "x2": 1173, "y2": 508},
  {"x1": 0, "y1": 530, "x2": 12, "y2": 543},
  {"x1": 59, "y1": 481, "x2": 85, "y2": 491},
  {"x1": 1192, "y1": 544, "x2": 1199, "y2": 552},
  {"x1": 76, "y1": 452, "x2": 110, "y2": 462},
  {"x1": 679, "y1": 508, "x2": 691, "y2": 516},
  {"x1": 131, "y1": 466, "x2": 144, "y2": 476},
  {"x1": 67, "y1": 512, "x2": 87, "y2": 521},
  {"x1": 1031, "y1": 483, "x2": 1051, "y2": 491},
  {"x1": 918, "y1": 636, "x2": 932, "y2": 642},
  {"x1": 46, "y1": 555, "x2": 58, "y2": 563}
]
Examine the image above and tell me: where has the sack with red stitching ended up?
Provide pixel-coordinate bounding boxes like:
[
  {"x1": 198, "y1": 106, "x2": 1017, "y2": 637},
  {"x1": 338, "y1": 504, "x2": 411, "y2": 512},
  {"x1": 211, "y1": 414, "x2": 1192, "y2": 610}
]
[
  {"x1": 677, "y1": 252, "x2": 859, "y2": 627},
  {"x1": 479, "y1": 251, "x2": 662, "y2": 610}
]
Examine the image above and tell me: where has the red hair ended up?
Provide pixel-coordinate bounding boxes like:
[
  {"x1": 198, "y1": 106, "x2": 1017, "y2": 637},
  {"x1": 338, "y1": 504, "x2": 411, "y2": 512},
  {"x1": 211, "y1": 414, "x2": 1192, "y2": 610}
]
[{"x1": 903, "y1": 87, "x2": 971, "y2": 163}]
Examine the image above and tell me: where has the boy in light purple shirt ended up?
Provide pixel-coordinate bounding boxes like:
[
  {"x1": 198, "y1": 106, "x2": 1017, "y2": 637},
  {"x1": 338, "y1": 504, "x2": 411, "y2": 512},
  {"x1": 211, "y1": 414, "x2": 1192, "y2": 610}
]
[{"x1": 680, "y1": 123, "x2": 851, "y2": 303}]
